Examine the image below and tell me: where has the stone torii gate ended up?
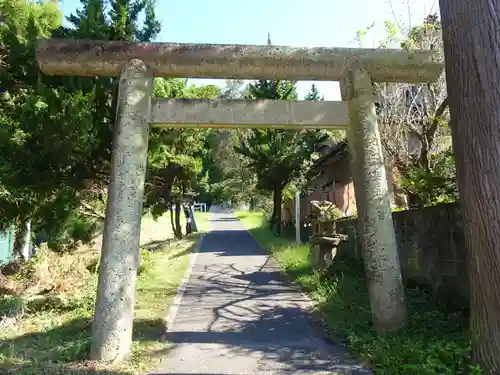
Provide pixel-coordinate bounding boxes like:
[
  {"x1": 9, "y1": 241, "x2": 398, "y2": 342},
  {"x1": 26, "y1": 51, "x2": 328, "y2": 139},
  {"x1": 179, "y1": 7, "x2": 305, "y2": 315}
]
[{"x1": 36, "y1": 39, "x2": 443, "y2": 362}]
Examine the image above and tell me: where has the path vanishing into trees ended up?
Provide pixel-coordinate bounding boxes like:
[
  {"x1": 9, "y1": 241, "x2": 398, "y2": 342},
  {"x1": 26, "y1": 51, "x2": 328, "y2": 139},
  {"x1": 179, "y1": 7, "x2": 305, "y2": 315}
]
[{"x1": 152, "y1": 206, "x2": 371, "y2": 374}]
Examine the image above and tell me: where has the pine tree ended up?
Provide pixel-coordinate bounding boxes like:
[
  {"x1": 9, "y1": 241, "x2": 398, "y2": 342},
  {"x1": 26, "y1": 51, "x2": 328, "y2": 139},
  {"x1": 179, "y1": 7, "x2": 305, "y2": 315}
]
[{"x1": 304, "y1": 83, "x2": 321, "y2": 100}]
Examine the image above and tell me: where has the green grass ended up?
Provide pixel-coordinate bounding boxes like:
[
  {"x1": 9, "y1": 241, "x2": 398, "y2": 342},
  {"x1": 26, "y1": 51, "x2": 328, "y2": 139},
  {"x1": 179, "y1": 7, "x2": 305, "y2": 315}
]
[
  {"x1": 193, "y1": 212, "x2": 212, "y2": 233},
  {"x1": 140, "y1": 212, "x2": 185, "y2": 239},
  {"x1": 236, "y1": 210, "x2": 475, "y2": 375},
  {"x1": 0, "y1": 215, "x2": 201, "y2": 375}
]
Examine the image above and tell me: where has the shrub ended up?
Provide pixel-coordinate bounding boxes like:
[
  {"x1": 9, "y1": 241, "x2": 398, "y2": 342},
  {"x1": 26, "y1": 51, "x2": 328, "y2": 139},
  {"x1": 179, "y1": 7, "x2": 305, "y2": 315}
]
[{"x1": 45, "y1": 211, "x2": 100, "y2": 253}]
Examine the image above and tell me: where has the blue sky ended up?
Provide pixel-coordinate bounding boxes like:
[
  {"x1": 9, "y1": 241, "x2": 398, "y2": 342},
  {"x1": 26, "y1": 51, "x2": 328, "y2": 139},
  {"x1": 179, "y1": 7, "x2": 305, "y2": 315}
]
[{"x1": 59, "y1": 0, "x2": 438, "y2": 100}]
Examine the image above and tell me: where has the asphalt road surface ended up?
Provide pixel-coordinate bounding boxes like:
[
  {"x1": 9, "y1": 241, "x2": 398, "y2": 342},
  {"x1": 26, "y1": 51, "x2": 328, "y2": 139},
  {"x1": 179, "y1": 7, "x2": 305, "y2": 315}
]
[{"x1": 153, "y1": 209, "x2": 371, "y2": 375}]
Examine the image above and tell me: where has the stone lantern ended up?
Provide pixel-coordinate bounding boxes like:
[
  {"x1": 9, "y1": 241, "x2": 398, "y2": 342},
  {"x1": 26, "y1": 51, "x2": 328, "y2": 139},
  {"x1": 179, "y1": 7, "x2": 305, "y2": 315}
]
[{"x1": 309, "y1": 200, "x2": 348, "y2": 269}]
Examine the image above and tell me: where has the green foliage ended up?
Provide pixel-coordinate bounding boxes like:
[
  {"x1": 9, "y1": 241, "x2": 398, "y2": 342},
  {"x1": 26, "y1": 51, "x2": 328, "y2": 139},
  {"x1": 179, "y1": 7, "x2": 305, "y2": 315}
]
[
  {"x1": 218, "y1": 79, "x2": 245, "y2": 99},
  {"x1": 354, "y1": 14, "x2": 455, "y2": 209},
  {"x1": 0, "y1": 88, "x2": 97, "y2": 193},
  {"x1": 0, "y1": 0, "x2": 99, "y2": 251},
  {"x1": 86, "y1": 247, "x2": 152, "y2": 276},
  {"x1": 45, "y1": 210, "x2": 99, "y2": 253},
  {"x1": 145, "y1": 78, "x2": 220, "y2": 237},
  {"x1": 138, "y1": 248, "x2": 153, "y2": 275},
  {"x1": 237, "y1": 211, "x2": 475, "y2": 375},
  {"x1": 199, "y1": 80, "x2": 260, "y2": 206},
  {"x1": 401, "y1": 14, "x2": 441, "y2": 51},
  {"x1": 204, "y1": 133, "x2": 258, "y2": 205},
  {"x1": 0, "y1": 0, "x2": 163, "y2": 251},
  {"x1": 309, "y1": 201, "x2": 342, "y2": 222},
  {"x1": 400, "y1": 148, "x2": 458, "y2": 206},
  {"x1": 304, "y1": 84, "x2": 322, "y2": 101},
  {"x1": 0, "y1": 0, "x2": 61, "y2": 91},
  {"x1": 391, "y1": 207, "x2": 406, "y2": 213}
]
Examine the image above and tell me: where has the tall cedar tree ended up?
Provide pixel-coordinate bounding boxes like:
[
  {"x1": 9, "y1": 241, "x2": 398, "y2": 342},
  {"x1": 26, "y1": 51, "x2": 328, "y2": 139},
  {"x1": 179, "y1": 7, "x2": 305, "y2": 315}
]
[{"x1": 440, "y1": 0, "x2": 500, "y2": 371}]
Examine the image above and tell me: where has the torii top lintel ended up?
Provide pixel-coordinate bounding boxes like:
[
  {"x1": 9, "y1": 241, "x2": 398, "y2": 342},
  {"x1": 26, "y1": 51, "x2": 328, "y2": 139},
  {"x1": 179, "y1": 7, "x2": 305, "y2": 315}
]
[{"x1": 36, "y1": 38, "x2": 443, "y2": 83}]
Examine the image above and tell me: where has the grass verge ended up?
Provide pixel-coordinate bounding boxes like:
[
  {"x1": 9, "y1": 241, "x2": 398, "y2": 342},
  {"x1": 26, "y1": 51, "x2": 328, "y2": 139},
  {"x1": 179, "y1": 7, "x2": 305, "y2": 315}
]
[
  {"x1": 0, "y1": 216, "x2": 201, "y2": 375},
  {"x1": 235, "y1": 210, "x2": 474, "y2": 375},
  {"x1": 193, "y1": 212, "x2": 212, "y2": 233}
]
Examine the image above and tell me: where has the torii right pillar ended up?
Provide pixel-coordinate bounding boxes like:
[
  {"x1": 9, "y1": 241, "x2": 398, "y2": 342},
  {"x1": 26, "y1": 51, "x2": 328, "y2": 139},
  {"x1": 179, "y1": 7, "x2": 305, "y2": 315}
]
[{"x1": 341, "y1": 68, "x2": 407, "y2": 332}]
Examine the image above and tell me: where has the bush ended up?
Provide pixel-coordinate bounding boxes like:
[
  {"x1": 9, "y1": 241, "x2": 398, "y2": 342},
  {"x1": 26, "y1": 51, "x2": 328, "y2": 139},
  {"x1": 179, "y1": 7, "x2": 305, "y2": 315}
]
[
  {"x1": 400, "y1": 148, "x2": 459, "y2": 207},
  {"x1": 45, "y1": 211, "x2": 100, "y2": 253}
]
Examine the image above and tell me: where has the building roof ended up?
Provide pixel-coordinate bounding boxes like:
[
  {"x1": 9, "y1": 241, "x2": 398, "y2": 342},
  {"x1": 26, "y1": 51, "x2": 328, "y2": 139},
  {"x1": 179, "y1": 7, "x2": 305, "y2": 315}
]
[{"x1": 311, "y1": 138, "x2": 349, "y2": 172}]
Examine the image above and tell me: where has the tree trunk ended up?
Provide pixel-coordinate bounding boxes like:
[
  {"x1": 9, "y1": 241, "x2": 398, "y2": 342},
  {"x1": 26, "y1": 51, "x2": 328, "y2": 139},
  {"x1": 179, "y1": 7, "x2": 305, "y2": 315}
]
[
  {"x1": 183, "y1": 204, "x2": 193, "y2": 235},
  {"x1": 440, "y1": 1, "x2": 500, "y2": 371},
  {"x1": 274, "y1": 185, "x2": 283, "y2": 236},
  {"x1": 169, "y1": 203, "x2": 176, "y2": 236},
  {"x1": 12, "y1": 219, "x2": 31, "y2": 261},
  {"x1": 174, "y1": 199, "x2": 183, "y2": 239},
  {"x1": 270, "y1": 189, "x2": 278, "y2": 229}
]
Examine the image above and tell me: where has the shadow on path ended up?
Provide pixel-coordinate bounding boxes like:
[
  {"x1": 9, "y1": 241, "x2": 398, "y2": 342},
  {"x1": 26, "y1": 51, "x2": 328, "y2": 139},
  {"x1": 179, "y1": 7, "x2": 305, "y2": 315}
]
[{"x1": 154, "y1": 211, "x2": 371, "y2": 374}]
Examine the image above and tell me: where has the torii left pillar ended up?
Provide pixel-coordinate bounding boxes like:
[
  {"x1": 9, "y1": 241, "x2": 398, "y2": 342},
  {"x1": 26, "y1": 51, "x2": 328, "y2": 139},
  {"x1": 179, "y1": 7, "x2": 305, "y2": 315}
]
[{"x1": 90, "y1": 59, "x2": 153, "y2": 362}]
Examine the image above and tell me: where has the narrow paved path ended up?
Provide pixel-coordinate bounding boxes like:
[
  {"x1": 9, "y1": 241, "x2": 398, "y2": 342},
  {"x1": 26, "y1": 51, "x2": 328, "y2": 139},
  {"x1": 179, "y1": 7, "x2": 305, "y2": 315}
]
[{"x1": 154, "y1": 210, "x2": 371, "y2": 375}]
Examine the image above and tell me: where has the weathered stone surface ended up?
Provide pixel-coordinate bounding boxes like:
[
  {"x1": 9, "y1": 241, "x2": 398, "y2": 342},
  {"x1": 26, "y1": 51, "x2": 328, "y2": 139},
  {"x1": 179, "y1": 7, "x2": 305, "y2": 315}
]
[
  {"x1": 151, "y1": 98, "x2": 349, "y2": 129},
  {"x1": 36, "y1": 38, "x2": 443, "y2": 83},
  {"x1": 341, "y1": 68, "x2": 407, "y2": 332},
  {"x1": 309, "y1": 234, "x2": 348, "y2": 269},
  {"x1": 90, "y1": 59, "x2": 153, "y2": 362},
  {"x1": 309, "y1": 200, "x2": 342, "y2": 223}
]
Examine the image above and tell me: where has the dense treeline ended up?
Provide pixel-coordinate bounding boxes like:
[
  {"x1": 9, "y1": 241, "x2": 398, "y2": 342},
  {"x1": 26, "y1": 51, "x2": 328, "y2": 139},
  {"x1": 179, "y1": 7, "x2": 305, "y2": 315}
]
[{"x1": 0, "y1": 0, "x2": 341, "y2": 250}]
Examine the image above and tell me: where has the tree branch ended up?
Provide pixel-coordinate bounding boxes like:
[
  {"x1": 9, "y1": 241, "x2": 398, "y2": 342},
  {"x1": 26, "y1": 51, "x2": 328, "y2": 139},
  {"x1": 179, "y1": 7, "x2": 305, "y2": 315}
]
[
  {"x1": 426, "y1": 96, "x2": 449, "y2": 147},
  {"x1": 80, "y1": 201, "x2": 105, "y2": 220}
]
